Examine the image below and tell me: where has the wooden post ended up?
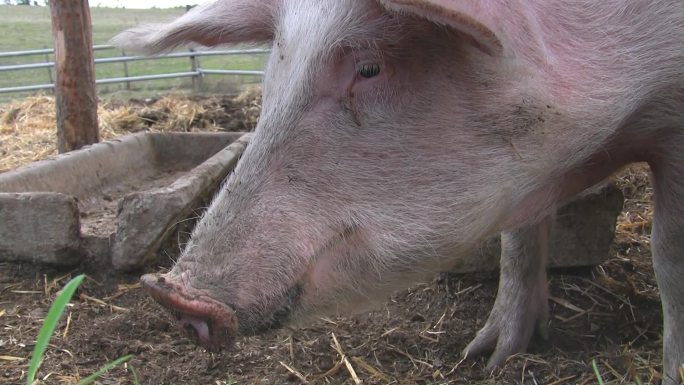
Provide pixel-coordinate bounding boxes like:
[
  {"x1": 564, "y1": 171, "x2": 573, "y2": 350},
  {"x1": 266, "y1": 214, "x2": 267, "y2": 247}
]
[
  {"x1": 189, "y1": 47, "x2": 202, "y2": 94},
  {"x1": 121, "y1": 49, "x2": 131, "y2": 90},
  {"x1": 44, "y1": 47, "x2": 54, "y2": 92},
  {"x1": 49, "y1": 0, "x2": 99, "y2": 153}
]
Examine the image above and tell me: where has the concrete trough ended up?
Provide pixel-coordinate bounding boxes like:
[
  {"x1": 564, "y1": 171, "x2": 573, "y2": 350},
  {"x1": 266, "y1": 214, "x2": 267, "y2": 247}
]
[{"x1": 0, "y1": 132, "x2": 251, "y2": 270}]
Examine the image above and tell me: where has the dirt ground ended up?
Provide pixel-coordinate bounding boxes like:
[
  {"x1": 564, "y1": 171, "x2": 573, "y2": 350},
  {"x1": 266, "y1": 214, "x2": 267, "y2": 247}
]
[{"x1": 0, "y1": 93, "x2": 670, "y2": 385}]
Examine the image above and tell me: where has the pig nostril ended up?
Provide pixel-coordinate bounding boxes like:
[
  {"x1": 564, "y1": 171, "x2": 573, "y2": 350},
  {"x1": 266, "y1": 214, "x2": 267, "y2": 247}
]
[{"x1": 157, "y1": 276, "x2": 165, "y2": 283}]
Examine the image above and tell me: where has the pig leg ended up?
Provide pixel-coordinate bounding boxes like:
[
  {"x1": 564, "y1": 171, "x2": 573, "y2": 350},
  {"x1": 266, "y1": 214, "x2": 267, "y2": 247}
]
[
  {"x1": 650, "y1": 161, "x2": 684, "y2": 385},
  {"x1": 463, "y1": 214, "x2": 553, "y2": 368}
]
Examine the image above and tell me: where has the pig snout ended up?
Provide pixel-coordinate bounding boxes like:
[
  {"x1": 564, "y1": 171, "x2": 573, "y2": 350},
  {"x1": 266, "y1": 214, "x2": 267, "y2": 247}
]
[{"x1": 140, "y1": 274, "x2": 238, "y2": 352}]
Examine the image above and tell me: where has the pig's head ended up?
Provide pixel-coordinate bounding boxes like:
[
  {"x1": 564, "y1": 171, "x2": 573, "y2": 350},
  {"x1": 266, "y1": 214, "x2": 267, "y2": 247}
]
[{"x1": 115, "y1": 0, "x2": 602, "y2": 350}]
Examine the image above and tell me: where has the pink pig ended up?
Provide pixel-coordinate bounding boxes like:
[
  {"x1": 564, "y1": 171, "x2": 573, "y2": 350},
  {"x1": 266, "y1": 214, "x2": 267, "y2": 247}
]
[{"x1": 114, "y1": 0, "x2": 684, "y2": 383}]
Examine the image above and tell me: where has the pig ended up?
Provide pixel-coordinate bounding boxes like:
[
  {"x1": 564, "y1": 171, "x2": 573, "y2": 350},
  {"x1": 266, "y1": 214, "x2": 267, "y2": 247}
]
[{"x1": 113, "y1": 0, "x2": 684, "y2": 383}]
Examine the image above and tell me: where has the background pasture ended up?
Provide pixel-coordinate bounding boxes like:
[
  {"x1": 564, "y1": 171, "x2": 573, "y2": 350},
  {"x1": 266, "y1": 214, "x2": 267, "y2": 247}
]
[{"x1": 0, "y1": 5, "x2": 267, "y2": 103}]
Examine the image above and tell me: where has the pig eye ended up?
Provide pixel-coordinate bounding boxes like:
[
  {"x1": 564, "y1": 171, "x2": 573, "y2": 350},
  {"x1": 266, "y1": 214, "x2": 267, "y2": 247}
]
[{"x1": 358, "y1": 63, "x2": 381, "y2": 78}]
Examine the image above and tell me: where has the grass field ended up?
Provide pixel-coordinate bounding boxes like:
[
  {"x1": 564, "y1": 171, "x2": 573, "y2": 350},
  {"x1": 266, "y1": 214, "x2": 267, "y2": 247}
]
[{"x1": 0, "y1": 5, "x2": 268, "y2": 103}]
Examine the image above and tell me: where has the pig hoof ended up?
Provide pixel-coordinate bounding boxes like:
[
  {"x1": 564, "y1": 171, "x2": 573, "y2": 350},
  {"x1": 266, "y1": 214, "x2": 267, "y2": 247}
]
[{"x1": 462, "y1": 287, "x2": 549, "y2": 369}]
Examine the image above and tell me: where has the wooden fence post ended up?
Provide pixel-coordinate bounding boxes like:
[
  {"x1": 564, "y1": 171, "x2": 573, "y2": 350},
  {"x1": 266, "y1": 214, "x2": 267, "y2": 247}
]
[
  {"x1": 189, "y1": 47, "x2": 202, "y2": 94},
  {"x1": 121, "y1": 49, "x2": 131, "y2": 90},
  {"x1": 49, "y1": 0, "x2": 99, "y2": 153},
  {"x1": 44, "y1": 46, "x2": 54, "y2": 92}
]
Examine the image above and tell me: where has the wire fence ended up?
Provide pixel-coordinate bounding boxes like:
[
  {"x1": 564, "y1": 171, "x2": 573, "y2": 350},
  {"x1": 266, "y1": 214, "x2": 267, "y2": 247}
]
[{"x1": 0, "y1": 45, "x2": 270, "y2": 94}]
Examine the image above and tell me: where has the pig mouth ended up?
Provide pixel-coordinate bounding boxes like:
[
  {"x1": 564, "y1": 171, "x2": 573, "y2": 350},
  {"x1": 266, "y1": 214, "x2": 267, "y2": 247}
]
[{"x1": 140, "y1": 274, "x2": 238, "y2": 352}]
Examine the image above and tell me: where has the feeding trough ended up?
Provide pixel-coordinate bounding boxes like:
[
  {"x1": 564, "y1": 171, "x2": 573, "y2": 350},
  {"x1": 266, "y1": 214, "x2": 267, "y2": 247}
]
[{"x1": 0, "y1": 131, "x2": 250, "y2": 270}]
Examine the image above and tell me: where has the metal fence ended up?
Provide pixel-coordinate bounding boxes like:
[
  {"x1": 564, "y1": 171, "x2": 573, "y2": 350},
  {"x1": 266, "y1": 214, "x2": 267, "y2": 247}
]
[{"x1": 0, "y1": 44, "x2": 269, "y2": 94}]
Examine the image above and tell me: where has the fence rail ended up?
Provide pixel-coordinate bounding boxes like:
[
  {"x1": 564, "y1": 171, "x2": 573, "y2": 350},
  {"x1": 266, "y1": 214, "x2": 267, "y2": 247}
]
[
  {"x1": 0, "y1": 44, "x2": 115, "y2": 58},
  {"x1": 0, "y1": 45, "x2": 270, "y2": 94}
]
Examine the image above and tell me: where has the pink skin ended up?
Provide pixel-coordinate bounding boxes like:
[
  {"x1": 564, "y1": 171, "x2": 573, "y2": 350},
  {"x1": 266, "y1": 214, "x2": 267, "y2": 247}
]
[
  {"x1": 115, "y1": 0, "x2": 684, "y2": 382},
  {"x1": 140, "y1": 273, "x2": 237, "y2": 351}
]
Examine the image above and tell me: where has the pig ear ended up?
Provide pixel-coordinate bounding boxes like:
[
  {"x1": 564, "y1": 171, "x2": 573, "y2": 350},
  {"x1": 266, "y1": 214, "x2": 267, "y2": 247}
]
[
  {"x1": 379, "y1": 0, "x2": 503, "y2": 55},
  {"x1": 111, "y1": 1, "x2": 275, "y2": 54}
]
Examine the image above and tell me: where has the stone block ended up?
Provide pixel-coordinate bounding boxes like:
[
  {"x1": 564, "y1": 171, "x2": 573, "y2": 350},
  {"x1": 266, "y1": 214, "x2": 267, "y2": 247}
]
[{"x1": 0, "y1": 192, "x2": 81, "y2": 265}]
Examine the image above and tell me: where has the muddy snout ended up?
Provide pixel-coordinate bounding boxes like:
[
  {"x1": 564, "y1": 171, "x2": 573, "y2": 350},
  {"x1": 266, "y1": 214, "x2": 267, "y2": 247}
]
[{"x1": 140, "y1": 274, "x2": 238, "y2": 352}]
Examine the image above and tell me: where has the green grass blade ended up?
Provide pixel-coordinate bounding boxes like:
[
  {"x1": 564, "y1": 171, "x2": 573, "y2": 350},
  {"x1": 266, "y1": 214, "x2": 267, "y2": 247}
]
[
  {"x1": 26, "y1": 274, "x2": 85, "y2": 385},
  {"x1": 77, "y1": 354, "x2": 134, "y2": 385},
  {"x1": 129, "y1": 364, "x2": 140, "y2": 385},
  {"x1": 592, "y1": 359, "x2": 605, "y2": 385}
]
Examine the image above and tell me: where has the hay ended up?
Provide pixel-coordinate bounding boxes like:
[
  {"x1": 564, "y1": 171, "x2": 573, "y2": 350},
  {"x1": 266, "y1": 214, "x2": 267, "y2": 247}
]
[
  {"x1": 0, "y1": 95, "x2": 58, "y2": 172},
  {"x1": 614, "y1": 164, "x2": 653, "y2": 243},
  {"x1": 0, "y1": 88, "x2": 262, "y2": 173}
]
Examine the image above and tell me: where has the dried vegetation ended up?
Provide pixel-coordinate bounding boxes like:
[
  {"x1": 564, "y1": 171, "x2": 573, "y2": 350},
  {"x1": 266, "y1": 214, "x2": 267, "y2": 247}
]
[{"x1": 0, "y1": 88, "x2": 261, "y2": 173}]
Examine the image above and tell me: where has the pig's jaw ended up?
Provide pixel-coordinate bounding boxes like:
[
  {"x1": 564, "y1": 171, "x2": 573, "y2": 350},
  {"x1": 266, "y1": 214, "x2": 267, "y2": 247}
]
[
  {"x1": 235, "y1": 227, "x2": 368, "y2": 333},
  {"x1": 234, "y1": 284, "x2": 304, "y2": 336}
]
